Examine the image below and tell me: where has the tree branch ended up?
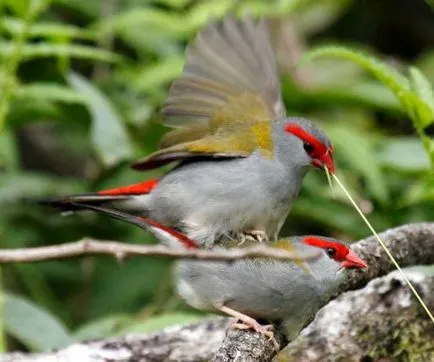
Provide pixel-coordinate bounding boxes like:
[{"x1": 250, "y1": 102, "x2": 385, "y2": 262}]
[
  {"x1": 277, "y1": 269, "x2": 434, "y2": 361},
  {"x1": 339, "y1": 222, "x2": 434, "y2": 294},
  {"x1": 0, "y1": 239, "x2": 319, "y2": 263},
  {"x1": 0, "y1": 318, "x2": 229, "y2": 362},
  {"x1": 1, "y1": 223, "x2": 434, "y2": 362},
  {"x1": 212, "y1": 222, "x2": 434, "y2": 361}
]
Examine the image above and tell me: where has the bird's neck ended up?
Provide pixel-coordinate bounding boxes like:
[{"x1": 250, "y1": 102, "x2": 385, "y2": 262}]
[
  {"x1": 271, "y1": 120, "x2": 310, "y2": 177},
  {"x1": 295, "y1": 241, "x2": 346, "y2": 296}
]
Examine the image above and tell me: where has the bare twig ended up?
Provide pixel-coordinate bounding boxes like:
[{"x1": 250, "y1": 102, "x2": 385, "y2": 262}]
[
  {"x1": 1, "y1": 223, "x2": 434, "y2": 362},
  {"x1": 0, "y1": 239, "x2": 319, "y2": 264}
]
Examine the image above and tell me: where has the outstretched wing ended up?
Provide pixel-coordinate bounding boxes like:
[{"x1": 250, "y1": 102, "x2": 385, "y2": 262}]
[{"x1": 132, "y1": 15, "x2": 285, "y2": 170}]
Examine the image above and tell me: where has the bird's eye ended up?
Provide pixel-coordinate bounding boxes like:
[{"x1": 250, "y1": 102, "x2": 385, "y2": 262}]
[
  {"x1": 326, "y1": 248, "x2": 336, "y2": 258},
  {"x1": 303, "y1": 142, "x2": 314, "y2": 154}
]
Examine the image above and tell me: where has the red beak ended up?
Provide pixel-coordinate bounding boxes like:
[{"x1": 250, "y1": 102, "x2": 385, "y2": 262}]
[
  {"x1": 341, "y1": 249, "x2": 367, "y2": 269},
  {"x1": 312, "y1": 149, "x2": 335, "y2": 174}
]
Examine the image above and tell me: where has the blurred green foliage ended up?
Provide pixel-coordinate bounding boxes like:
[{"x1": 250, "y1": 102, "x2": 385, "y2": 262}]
[{"x1": 0, "y1": 0, "x2": 434, "y2": 352}]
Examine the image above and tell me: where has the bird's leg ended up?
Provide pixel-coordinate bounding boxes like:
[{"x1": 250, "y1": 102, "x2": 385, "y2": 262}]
[
  {"x1": 225, "y1": 317, "x2": 240, "y2": 330},
  {"x1": 217, "y1": 305, "x2": 279, "y2": 350},
  {"x1": 237, "y1": 229, "x2": 268, "y2": 245}
]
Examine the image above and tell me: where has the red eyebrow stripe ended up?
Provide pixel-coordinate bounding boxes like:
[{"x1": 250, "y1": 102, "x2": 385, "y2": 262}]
[
  {"x1": 303, "y1": 236, "x2": 349, "y2": 262},
  {"x1": 284, "y1": 124, "x2": 328, "y2": 157},
  {"x1": 303, "y1": 236, "x2": 338, "y2": 249}
]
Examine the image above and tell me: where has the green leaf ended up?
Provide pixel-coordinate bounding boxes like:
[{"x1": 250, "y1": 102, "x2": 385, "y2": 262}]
[
  {"x1": 326, "y1": 124, "x2": 389, "y2": 204},
  {"x1": 377, "y1": 137, "x2": 430, "y2": 172},
  {"x1": 0, "y1": 273, "x2": 5, "y2": 352},
  {"x1": 302, "y1": 81, "x2": 402, "y2": 112},
  {"x1": 292, "y1": 197, "x2": 364, "y2": 237},
  {"x1": 51, "y1": 0, "x2": 99, "y2": 18},
  {"x1": 1, "y1": 17, "x2": 97, "y2": 40},
  {"x1": 123, "y1": 312, "x2": 206, "y2": 334},
  {"x1": 302, "y1": 45, "x2": 434, "y2": 130},
  {"x1": 3, "y1": 0, "x2": 51, "y2": 19},
  {"x1": 424, "y1": 137, "x2": 434, "y2": 167},
  {"x1": 302, "y1": 45, "x2": 410, "y2": 94},
  {"x1": 4, "y1": 293, "x2": 73, "y2": 351},
  {"x1": 11, "y1": 263, "x2": 72, "y2": 326},
  {"x1": 0, "y1": 129, "x2": 18, "y2": 168},
  {"x1": 73, "y1": 314, "x2": 132, "y2": 341},
  {"x1": 236, "y1": 0, "x2": 304, "y2": 16},
  {"x1": 0, "y1": 41, "x2": 123, "y2": 63},
  {"x1": 94, "y1": 8, "x2": 189, "y2": 55},
  {"x1": 88, "y1": 258, "x2": 169, "y2": 319},
  {"x1": 409, "y1": 67, "x2": 434, "y2": 109},
  {"x1": 14, "y1": 83, "x2": 87, "y2": 104},
  {"x1": 408, "y1": 66, "x2": 434, "y2": 126},
  {"x1": 130, "y1": 56, "x2": 184, "y2": 92},
  {"x1": 425, "y1": 0, "x2": 434, "y2": 10},
  {"x1": 7, "y1": 98, "x2": 60, "y2": 128},
  {"x1": 400, "y1": 175, "x2": 434, "y2": 206},
  {"x1": 67, "y1": 72, "x2": 133, "y2": 166},
  {"x1": 96, "y1": 8, "x2": 189, "y2": 39},
  {"x1": 186, "y1": 0, "x2": 233, "y2": 29},
  {"x1": 297, "y1": 58, "x2": 364, "y2": 88},
  {"x1": 3, "y1": 0, "x2": 30, "y2": 17},
  {"x1": 416, "y1": 50, "x2": 434, "y2": 85},
  {"x1": 28, "y1": 0, "x2": 52, "y2": 17},
  {"x1": 294, "y1": 0, "x2": 352, "y2": 35},
  {"x1": 0, "y1": 171, "x2": 83, "y2": 204},
  {"x1": 151, "y1": 0, "x2": 192, "y2": 8}
]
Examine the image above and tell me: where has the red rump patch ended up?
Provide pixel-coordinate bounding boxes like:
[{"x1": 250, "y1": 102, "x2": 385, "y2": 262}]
[
  {"x1": 284, "y1": 124, "x2": 328, "y2": 159},
  {"x1": 303, "y1": 236, "x2": 349, "y2": 262},
  {"x1": 138, "y1": 217, "x2": 198, "y2": 250},
  {"x1": 98, "y1": 178, "x2": 158, "y2": 196}
]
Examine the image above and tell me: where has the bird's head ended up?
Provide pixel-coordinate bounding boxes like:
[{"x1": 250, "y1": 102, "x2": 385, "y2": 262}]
[
  {"x1": 302, "y1": 236, "x2": 367, "y2": 269},
  {"x1": 283, "y1": 118, "x2": 335, "y2": 173}
]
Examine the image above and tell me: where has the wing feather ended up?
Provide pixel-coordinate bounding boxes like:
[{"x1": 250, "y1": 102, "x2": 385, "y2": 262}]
[
  {"x1": 162, "y1": 14, "x2": 285, "y2": 127},
  {"x1": 133, "y1": 15, "x2": 284, "y2": 170}
]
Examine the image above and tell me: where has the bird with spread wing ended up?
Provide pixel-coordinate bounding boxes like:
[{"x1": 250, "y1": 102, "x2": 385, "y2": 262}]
[{"x1": 39, "y1": 15, "x2": 335, "y2": 248}]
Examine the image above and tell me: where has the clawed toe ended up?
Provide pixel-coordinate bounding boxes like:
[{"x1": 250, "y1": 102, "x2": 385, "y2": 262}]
[
  {"x1": 262, "y1": 328, "x2": 279, "y2": 350},
  {"x1": 231, "y1": 321, "x2": 279, "y2": 349},
  {"x1": 231, "y1": 322, "x2": 251, "y2": 330},
  {"x1": 237, "y1": 229, "x2": 268, "y2": 245},
  {"x1": 218, "y1": 305, "x2": 279, "y2": 350}
]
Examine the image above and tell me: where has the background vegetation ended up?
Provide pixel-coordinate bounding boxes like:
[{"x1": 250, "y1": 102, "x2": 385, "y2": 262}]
[{"x1": 1, "y1": 0, "x2": 434, "y2": 353}]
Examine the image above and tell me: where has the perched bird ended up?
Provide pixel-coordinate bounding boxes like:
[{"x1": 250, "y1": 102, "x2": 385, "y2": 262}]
[
  {"x1": 40, "y1": 15, "x2": 335, "y2": 247},
  {"x1": 175, "y1": 235, "x2": 366, "y2": 348},
  {"x1": 65, "y1": 205, "x2": 367, "y2": 349}
]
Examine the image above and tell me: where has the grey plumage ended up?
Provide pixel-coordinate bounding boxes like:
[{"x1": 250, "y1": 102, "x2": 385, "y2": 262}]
[
  {"x1": 137, "y1": 119, "x2": 314, "y2": 247},
  {"x1": 51, "y1": 207, "x2": 365, "y2": 342},
  {"x1": 175, "y1": 237, "x2": 345, "y2": 340},
  {"x1": 38, "y1": 15, "x2": 333, "y2": 248}
]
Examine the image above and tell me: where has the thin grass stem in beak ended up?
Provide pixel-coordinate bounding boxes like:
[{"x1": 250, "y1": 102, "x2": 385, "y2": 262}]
[
  {"x1": 324, "y1": 165, "x2": 335, "y2": 198},
  {"x1": 332, "y1": 172, "x2": 434, "y2": 323}
]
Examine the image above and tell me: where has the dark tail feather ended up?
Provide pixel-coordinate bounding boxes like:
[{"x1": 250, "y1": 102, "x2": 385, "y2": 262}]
[
  {"x1": 69, "y1": 202, "x2": 151, "y2": 230},
  {"x1": 70, "y1": 203, "x2": 198, "y2": 249},
  {"x1": 35, "y1": 194, "x2": 131, "y2": 212}
]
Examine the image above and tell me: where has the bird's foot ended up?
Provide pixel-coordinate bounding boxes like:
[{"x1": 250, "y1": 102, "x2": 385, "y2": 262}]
[
  {"x1": 225, "y1": 317, "x2": 240, "y2": 330},
  {"x1": 237, "y1": 229, "x2": 268, "y2": 246},
  {"x1": 218, "y1": 305, "x2": 279, "y2": 350},
  {"x1": 232, "y1": 321, "x2": 278, "y2": 350}
]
